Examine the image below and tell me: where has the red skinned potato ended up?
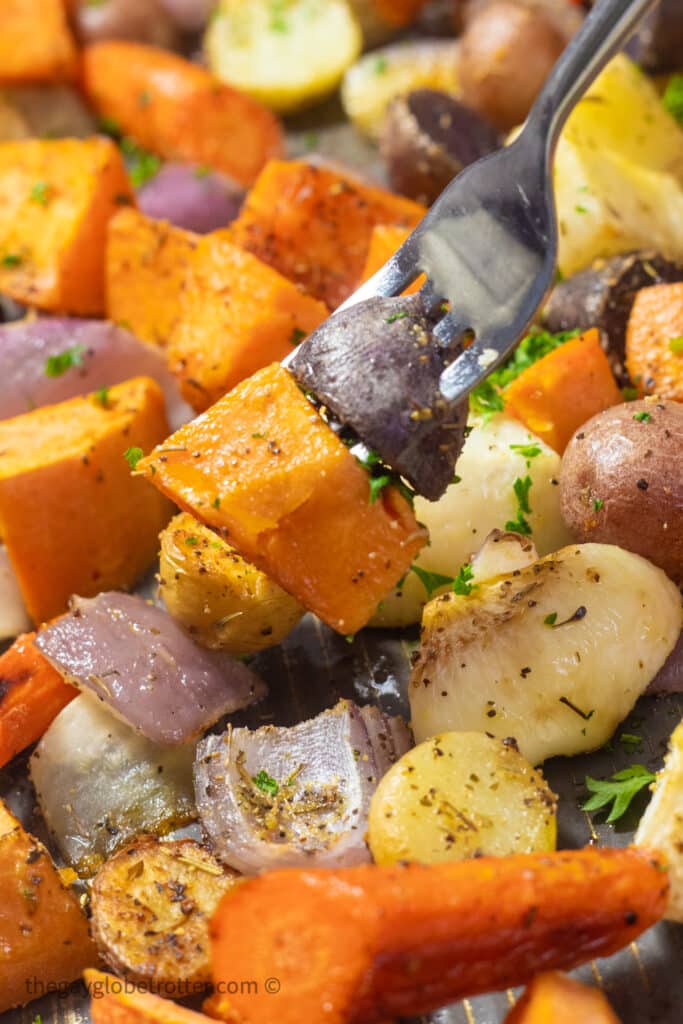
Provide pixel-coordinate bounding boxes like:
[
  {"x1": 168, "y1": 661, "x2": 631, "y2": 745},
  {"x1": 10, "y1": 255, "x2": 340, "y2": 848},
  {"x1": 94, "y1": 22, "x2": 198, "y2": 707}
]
[
  {"x1": 560, "y1": 399, "x2": 683, "y2": 584},
  {"x1": 459, "y1": 0, "x2": 567, "y2": 130},
  {"x1": 73, "y1": 0, "x2": 180, "y2": 47}
]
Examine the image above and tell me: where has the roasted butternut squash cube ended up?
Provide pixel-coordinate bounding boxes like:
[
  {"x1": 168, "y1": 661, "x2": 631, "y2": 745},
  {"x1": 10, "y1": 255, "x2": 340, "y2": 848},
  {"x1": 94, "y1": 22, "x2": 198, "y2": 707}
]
[
  {"x1": 139, "y1": 363, "x2": 426, "y2": 634},
  {"x1": 0, "y1": 377, "x2": 173, "y2": 624},
  {"x1": 168, "y1": 230, "x2": 329, "y2": 411},
  {"x1": 0, "y1": 0, "x2": 78, "y2": 86},
  {"x1": 0, "y1": 137, "x2": 135, "y2": 315},
  {"x1": 0, "y1": 800, "x2": 96, "y2": 1012},
  {"x1": 106, "y1": 208, "x2": 199, "y2": 348},
  {"x1": 230, "y1": 160, "x2": 425, "y2": 309}
]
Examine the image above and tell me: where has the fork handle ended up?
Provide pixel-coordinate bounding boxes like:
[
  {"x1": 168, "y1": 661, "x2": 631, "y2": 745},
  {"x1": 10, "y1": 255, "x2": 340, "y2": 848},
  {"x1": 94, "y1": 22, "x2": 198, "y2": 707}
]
[{"x1": 526, "y1": 0, "x2": 659, "y2": 155}]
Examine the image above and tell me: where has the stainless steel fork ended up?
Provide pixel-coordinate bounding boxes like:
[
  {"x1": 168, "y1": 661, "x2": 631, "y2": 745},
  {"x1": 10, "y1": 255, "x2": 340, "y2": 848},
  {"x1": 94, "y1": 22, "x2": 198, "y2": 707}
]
[{"x1": 339, "y1": 0, "x2": 659, "y2": 404}]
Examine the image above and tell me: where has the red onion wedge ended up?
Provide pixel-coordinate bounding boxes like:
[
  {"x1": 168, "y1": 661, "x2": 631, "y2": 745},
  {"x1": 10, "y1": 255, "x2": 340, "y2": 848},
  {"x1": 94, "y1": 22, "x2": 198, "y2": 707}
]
[
  {"x1": 138, "y1": 162, "x2": 245, "y2": 234},
  {"x1": 35, "y1": 593, "x2": 266, "y2": 746},
  {"x1": 30, "y1": 692, "x2": 197, "y2": 877},
  {"x1": 647, "y1": 630, "x2": 683, "y2": 695},
  {"x1": 194, "y1": 700, "x2": 412, "y2": 873},
  {"x1": 0, "y1": 318, "x2": 193, "y2": 429}
]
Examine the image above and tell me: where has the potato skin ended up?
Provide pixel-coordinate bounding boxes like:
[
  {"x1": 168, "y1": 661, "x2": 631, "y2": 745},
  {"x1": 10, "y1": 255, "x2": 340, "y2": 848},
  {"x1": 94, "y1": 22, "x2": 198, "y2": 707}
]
[
  {"x1": 559, "y1": 400, "x2": 683, "y2": 584},
  {"x1": 458, "y1": 0, "x2": 566, "y2": 131},
  {"x1": 159, "y1": 512, "x2": 304, "y2": 653}
]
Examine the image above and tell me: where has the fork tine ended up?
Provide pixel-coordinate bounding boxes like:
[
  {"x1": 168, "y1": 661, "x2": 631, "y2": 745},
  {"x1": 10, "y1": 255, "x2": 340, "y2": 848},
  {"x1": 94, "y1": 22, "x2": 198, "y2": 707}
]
[
  {"x1": 432, "y1": 309, "x2": 474, "y2": 349},
  {"x1": 438, "y1": 340, "x2": 506, "y2": 403}
]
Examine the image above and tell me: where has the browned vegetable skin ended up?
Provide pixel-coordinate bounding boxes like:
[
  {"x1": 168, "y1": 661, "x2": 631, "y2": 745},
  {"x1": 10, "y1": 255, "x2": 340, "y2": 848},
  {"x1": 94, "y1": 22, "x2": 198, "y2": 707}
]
[
  {"x1": 559, "y1": 400, "x2": 683, "y2": 585},
  {"x1": 90, "y1": 837, "x2": 238, "y2": 993},
  {"x1": 626, "y1": 281, "x2": 683, "y2": 402}
]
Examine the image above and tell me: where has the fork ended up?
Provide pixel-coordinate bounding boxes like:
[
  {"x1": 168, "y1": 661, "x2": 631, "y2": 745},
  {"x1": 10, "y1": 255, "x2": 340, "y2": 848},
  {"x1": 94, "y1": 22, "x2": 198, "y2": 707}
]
[{"x1": 337, "y1": 0, "x2": 659, "y2": 404}]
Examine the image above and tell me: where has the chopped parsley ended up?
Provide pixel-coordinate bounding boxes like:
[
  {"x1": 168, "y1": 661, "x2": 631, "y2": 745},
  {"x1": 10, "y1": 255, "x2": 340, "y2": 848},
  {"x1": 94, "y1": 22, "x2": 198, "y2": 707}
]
[
  {"x1": 544, "y1": 612, "x2": 558, "y2": 626},
  {"x1": 354, "y1": 447, "x2": 414, "y2": 507},
  {"x1": 633, "y1": 411, "x2": 651, "y2": 422},
  {"x1": 185, "y1": 536, "x2": 199, "y2": 546},
  {"x1": 622, "y1": 386, "x2": 639, "y2": 401},
  {"x1": 212, "y1": 496, "x2": 221, "y2": 509},
  {"x1": 93, "y1": 386, "x2": 110, "y2": 408},
  {"x1": 120, "y1": 137, "x2": 161, "y2": 188},
  {"x1": 44, "y1": 345, "x2": 85, "y2": 377},
  {"x1": 669, "y1": 336, "x2": 683, "y2": 354},
  {"x1": 582, "y1": 765, "x2": 656, "y2": 823},
  {"x1": 385, "y1": 310, "x2": 408, "y2": 323},
  {"x1": 289, "y1": 327, "x2": 306, "y2": 346},
  {"x1": 593, "y1": 497, "x2": 604, "y2": 511},
  {"x1": 369, "y1": 473, "x2": 392, "y2": 504},
  {"x1": 663, "y1": 74, "x2": 683, "y2": 126},
  {"x1": 194, "y1": 164, "x2": 211, "y2": 179},
  {"x1": 2, "y1": 252, "x2": 22, "y2": 268},
  {"x1": 510, "y1": 442, "x2": 542, "y2": 465},
  {"x1": 30, "y1": 181, "x2": 50, "y2": 205},
  {"x1": 452, "y1": 562, "x2": 478, "y2": 596},
  {"x1": 411, "y1": 564, "x2": 455, "y2": 598},
  {"x1": 124, "y1": 446, "x2": 144, "y2": 470},
  {"x1": 374, "y1": 56, "x2": 389, "y2": 75},
  {"x1": 575, "y1": 204, "x2": 589, "y2": 215},
  {"x1": 505, "y1": 475, "x2": 533, "y2": 535},
  {"x1": 619, "y1": 733, "x2": 643, "y2": 751},
  {"x1": 269, "y1": 0, "x2": 288, "y2": 32},
  {"x1": 253, "y1": 769, "x2": 279, "y2": 797},
  {"x1": 469, "y1": 378, "x2": 504, "y2": 421},
  {"x1": 96, "y1": 114, "x2": 121, "y2": 137}
]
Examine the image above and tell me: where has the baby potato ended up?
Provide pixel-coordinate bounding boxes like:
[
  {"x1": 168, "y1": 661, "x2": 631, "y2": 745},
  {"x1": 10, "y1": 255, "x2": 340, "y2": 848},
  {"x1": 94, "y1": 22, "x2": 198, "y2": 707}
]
[
  {"x1": 159, "y1": 513, "x2": 304, "y2": 654},
  {"x1": 368, "y1": 732, "x2": 557, "y2": 865}
]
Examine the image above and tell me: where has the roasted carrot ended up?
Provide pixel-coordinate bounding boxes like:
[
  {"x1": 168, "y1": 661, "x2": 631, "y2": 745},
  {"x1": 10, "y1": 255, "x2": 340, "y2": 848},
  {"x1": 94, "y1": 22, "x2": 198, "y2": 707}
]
[
  {"x1": 369, "y1": 0, "x2": 430, "y2": 29},
  {"x1": 0, "y1": 137, "x2": 135, "y2": 315},
  {"x1": 503, "y1": 329, "x2": 622, "y2": 452},
  {"x1": 0, "y1": 377, "x2": 173, "y2": 624},
  {"x1": 359, "y1": 224, "x2": 423, "y2": 293},
  {"x1": 0, "y1": 801, "x2": 97, "y2": 1012},
  {"x1": 81, "y1": 43, "x2": 284, "y2": 188},
  {"x1": 209, "y1": 848, "x2": 666, "y2": 1024},
  {"x1": 0, "y1": 632, "x2": 76, "y2": 768},
  {"x1": 86, "y1": 970, "x2": 213, "y2": 1024},
  {"x1": 168, "y1": 230, "x2": 329, "y2": 411},
  {"x1": 106, "y1": 208, "x2": 199, "y2": 348},
  {"x1": 230, "y1": 160, "x2": 425, "y2": 308},
  {"x1": 626, "y1": 282, "x2": 683, "y2": 402},
  {"x1": 138, "y1": 363, "x2": 426, "y2": 634},
  {"x1": 0, "y1": 0, "x2": 78, "y2": 85},
  {"x1": 505, "y1": 971, "x2": 622, "y2": 1024}
]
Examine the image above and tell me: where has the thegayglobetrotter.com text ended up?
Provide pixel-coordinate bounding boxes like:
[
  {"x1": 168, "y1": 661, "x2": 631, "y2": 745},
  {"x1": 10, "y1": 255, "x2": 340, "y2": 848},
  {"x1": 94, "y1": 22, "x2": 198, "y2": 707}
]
[{"x1": 25, "y1": 976, "x2": 281, "y2": 998}]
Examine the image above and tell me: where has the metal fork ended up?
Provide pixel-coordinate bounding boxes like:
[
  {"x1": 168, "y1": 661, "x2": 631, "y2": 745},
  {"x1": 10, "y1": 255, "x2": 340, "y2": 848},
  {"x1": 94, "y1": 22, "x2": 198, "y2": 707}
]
[{"x1": 338, "y1": 0, "x2": 659, "y2": 404}]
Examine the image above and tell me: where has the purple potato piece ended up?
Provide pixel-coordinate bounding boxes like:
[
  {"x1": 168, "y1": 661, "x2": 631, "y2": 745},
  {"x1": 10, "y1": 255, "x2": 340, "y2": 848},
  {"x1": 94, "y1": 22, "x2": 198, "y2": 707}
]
[
  {"x1": 626, "y1": 0, "x2": 683, "y2": 73},
  {"x1": 289, "y1": 293, "x2": 467, "y2": 501},
  {"x1": 543, "y1": 251, "x2": 683, "y2": 385},
  {"x1": 36, "y1": 592, "x2": 267, "y2": 746},
  {"x1": 0, "y1": 317, "x2": 193, "y2": 429},
  {"x1": 157, "y1": 0, "x2": 215, "y2": 32},
  {"x1": 137, "y1": 162, "x2": 245, "y2": 234},
  {"x1": 381, "y1": 90, "x2": 500, "y2": 206},
  {"x1": 73, "y1": 0, "x2": 180, "y2": 48}
]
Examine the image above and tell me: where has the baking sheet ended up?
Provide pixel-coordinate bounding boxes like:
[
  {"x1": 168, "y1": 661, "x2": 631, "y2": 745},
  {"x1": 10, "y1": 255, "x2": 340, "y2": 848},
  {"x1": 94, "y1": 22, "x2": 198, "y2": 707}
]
[{"x1": 2, "y1": 613, "x2": 682, "y2": 1024}]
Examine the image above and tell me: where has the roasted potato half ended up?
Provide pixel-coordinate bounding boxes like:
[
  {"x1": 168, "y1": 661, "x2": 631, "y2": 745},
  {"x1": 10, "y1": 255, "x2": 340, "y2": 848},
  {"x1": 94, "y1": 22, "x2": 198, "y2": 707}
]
[
  {"x1": 368, "y1": 732, "x2": 557, "y2": 866},
  {"x1": 159, "y1": 513, "x2": 304, "y2": 654},
  {"x1": 90, "y1": 836, "x2": 239, "y2": 992}
]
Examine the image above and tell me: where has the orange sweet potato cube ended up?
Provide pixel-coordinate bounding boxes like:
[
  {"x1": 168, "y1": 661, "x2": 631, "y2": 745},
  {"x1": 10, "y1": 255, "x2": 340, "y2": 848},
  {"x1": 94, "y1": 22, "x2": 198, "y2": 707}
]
[
  {"x1": 506, "y1": 971, "x2": 621, "y2": 1024},
  {"x1": 0, "y1": 0, "x2": 78, "y2": 86},
  {"x1": 168, "y1": 230, "x2": 329, "y2": 411},
  {"x1": 0, "y1": 137, "x2": 135, "y2": 315},
  {"x1": 626, "y1": 282, "x2": 683, "y2": 402},
  {"x1": 0, "y1": 377, "x2": 173, "y2": 624},
  {"x1": 139, "y1": 364, "x2": 426, "y2": 634},
  {"x1": 106, "y1": 208, "x2": 199, "y2": 348},
  {"x1": 359, "y1": 224, "x2": 422, "y2": 293},
  {"x1": 231, "y1": 160, "x2": 425, "y2": 309}
]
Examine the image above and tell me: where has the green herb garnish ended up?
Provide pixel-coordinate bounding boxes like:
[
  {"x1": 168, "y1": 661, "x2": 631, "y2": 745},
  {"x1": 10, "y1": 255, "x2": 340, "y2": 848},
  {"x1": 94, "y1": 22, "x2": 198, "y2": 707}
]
[
  {"x1": 30, "y1": 181, "x2": 50, "y2": 205},
  {"x1": 289, "y1": 327, "x2": 306, "y2": 346},
  {"x1": 582, "y1": 765, "x2": 656, "y2": 823},
  {"x1": 93, "y1": 386, "x2": 110, "y2": 408},
  {"x1": 669, "y1": 336, "x2": 683, "y2": 354},
  {"x1": 185, "y1": 536, "x2": 199, "y2": 546},
  {"x1": 633, "y1": 411, "x2": 651, "y2": 422},
  {"x1": 374, "y1": 56, "x2": 389, "y2": 75},
  {"x1": 124, "y1": 446, "x2": 144, "y2": 470},
  {"x1": 544, "y1": 612, "x2": 557, "y2": 626},
  {"x1": 368, "y1": 473, "x2": 391, "y2": 504},
  {"x1": 2, "y1": 252, "x2": 22, "y2": 267},
  {"x1": 385, "y1": 310, "x2": 408, "y2": 323},
  {"x1": 253, "y1": 769, "x2": 279, "y2": 797},
  {"x1": 452, "y1": 562, "x2": 478, "y2": 596},
  {"x1": 44, "y1": 345, "x2": 85, "y2": 377},
  {"x1": 469, "y1": 378, "x2": 504, "y2": 422},
  {"x1": 120, "y1": 137, "x2": 160, "y2": 188},
  {"x1": 505, "y1": 475, "x2": 533, "y2": 535},
  {"x1": 510, "y1": 442, "x2": 542, "y2": 465},
  {"x1": 593, "y1": 497, "x2": 604, "y2": 511},
  {"x1": 411, "y1": 565, "x2": 455, "y2": 598},
  {"x1": 663, "y1": 74, "x2": 683, "y2": 126}
]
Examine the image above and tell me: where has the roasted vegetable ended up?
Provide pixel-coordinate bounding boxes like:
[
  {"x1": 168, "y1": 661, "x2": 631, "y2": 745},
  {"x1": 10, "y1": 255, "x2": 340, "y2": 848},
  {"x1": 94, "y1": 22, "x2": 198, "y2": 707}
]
[
  {"x1": 82, "y1": 42, "x2": 284, "y2": 187},
  {"x1": 195, "y1": 700, "x2": 411, "y2": 873},
  {"x1": 347, "y1": 0, "x2": 429, "y2": 47},
  {"x1": 205, "y1": 0, "x2": 362, "y2": 114},
  {"x1": 506, "y1": 971, "x2": 622, "y2": 1024},
  {"x1": 626, "y1": 282, "x2": 683, "y2": 402},
  {"x1": 0, "y1": 316, "x2": 192, "y2": 428},
  {"x1": 209, "y1": 848, "x2": 667, "y2": 1024},
  {"x1": 0, "y1": 800, "x2": 97, "y2": 1012},
  {"x1": 106, "y1": 207, "x2": 198, "y2": 349},
  {"x1": 36, "y1": 592, "x2": 265, "y2": 745},
  {"x1": 30, "y1": 693, "x2": 197, "y2": 877},
  {"x1": 1, "y1": 84, "x2": 96, "y2": 140},
  {"x1": 409, "y1": 544, "x2": 682, "y2": 764},
  {"x1": 0, "y1": 0, "x2": 78, "y2": 86},
  {"x1": 91, "y1": 836, "x2": 238, "y2": 992},
  {"x1": 368, "y1": 732, "x2": 557, "y2": 865},
  {"x1": 381, "y1": 89, "x2": 500, "y2": 205},
  {"x1": 159, "y1": 513, "x2": 304, "y2": 654},
  {"x1": 231, "y1": 159, "x2": 425, "y2": 309},
  {"x1": 168, "y1": 228, "x2": 328, "y2": 411},
  {"x1": 87, "y1": 969, "x2": 213, "y2": 1024},
  {"x1": 626, "y1": 0, "x2": 683, "y2": 74},
  {"x1": 290, "y1": 293, "x2": 467, "y2": 500},
  {"x1": 0, "y1": 137, "x2": 134, "y2": 315},
  {"x1": 0, "y1": 377, "x2": 172, "y2": 624},
  {"x1": 138, "y1": 363, "x2": 427, "y2": 635},
  {"x1": 73, "y1": 0, "x2": 180, "y2": 48},
  {"x1": 359, "y1": 223, "x2": 420, "y2": 291},
  {"x1": 137, "y1": 163, "x2": 245, "y2": 234},
  {"x1": 372, "y1": 414, "x2": 571, "y2": 629},
  {"x1": 458, "y1": 0, "x2": 566, "y2": 131},
  {"x1": 0, "y1": 632, "x2": 76, "y2": 769},
  {"x1": 635, "y1": 718, "x2": 683, "y2": 923},
  {"x1": 544, "y1": 251, "x2": 683, "y2": 384},
  {"x1": 503, "y1": 329, "x2": 621, "y2": 453},
  {"x1": 0, "y1": 545, "x2": 30, "y2": 640},
  {"x1": 560, "y1": 400, "x2": 683, "y2": 585}
]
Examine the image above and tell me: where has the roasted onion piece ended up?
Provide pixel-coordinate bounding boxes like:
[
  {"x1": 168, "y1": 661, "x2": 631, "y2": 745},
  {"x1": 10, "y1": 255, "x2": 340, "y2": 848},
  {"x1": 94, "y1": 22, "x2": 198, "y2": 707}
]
[{"x1": 137, "y1": 163, "x2": 245, "y2": 234}]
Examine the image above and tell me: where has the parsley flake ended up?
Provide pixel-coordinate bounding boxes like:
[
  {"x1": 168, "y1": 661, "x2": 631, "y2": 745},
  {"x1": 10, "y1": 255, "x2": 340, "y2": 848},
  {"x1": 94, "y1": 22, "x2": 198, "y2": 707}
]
[
  {"x1": 544, "y1": 612, "x2": 557, "y2": 626},
  {"x1": 633, "y1": 411, "x2": 651, "y2": 422},
  {"x1": 93, "y1": 386, "x2": 110, "y2": 408},
  {"x1": 44, "y1": 345, "x2": 85, "y2": 377},
  {"x1": 669, "y1": 336, "x2": 683, "y2": 354},
  {"x1": 663, "y1": 74, "x2": 683, "y2": 126},
  {"x1": 2, "y1": 252, "x2": 22, "y2": 268},
  {"x1": 374, "y1": 56, "x2": 389, "y2": 75},
  {"x1": 30, "y1": 181, "x2": 50, "y2": 205},
  {"x1": 385, "y1": 310, "x2": 409, "y2": 323},
  {"x1": 593, "y1": 497, "x2": 604, "y2": 511},
  {"x1": 452, "y1": 562, "x2": 478, "y2": 596},
  {"x1": 289, "y1": 327, "x2": 306, "y2": 346},
  {"x1": 510, "y1": 442, "x2": 542, "y2": 465},
  {"x1": 120, "y1": 137, "x2": 160, "y2": 188},
  {"x1": 411, "y1": 564, "x2": 455, "y2": 598},
  {"x1": 124, "y1": 446, "x2": 144, "y2": 470},
  {"x1": 253, "y1": 769, "x2": 279, "y2": 797},
  {"x1": 582, "y1": 765, "x2": 656, "y2": 823}
]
